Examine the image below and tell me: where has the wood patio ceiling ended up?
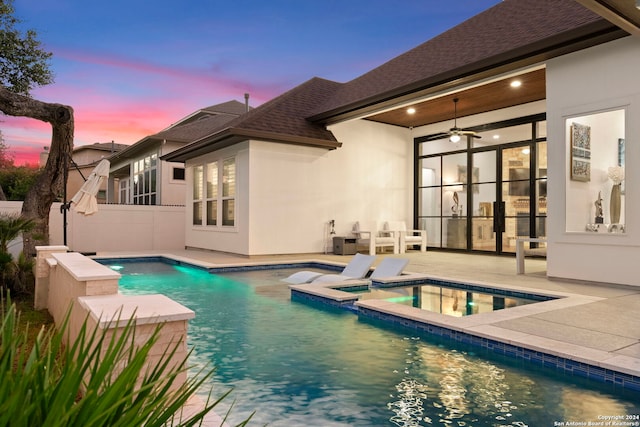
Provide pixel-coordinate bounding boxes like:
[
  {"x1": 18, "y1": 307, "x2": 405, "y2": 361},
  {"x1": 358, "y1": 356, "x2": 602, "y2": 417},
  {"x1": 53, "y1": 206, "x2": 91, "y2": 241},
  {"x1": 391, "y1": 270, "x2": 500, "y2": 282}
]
[{"x1": 364, "y1": 68, "x2": 546, "y2": 129}]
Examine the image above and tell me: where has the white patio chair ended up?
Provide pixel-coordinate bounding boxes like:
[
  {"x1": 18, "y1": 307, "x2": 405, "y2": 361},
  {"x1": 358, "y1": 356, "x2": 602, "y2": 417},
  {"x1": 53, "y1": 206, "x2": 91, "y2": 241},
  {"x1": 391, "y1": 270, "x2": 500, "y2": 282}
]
[
  {"x1": 369, "y1": 257, "x2": 410, "y2": 280},
  {"x1": 352, "y1": 221, "x2": 398, "y2": 255},
  {"x1": 384, "y1": 221, "x2": 427, "y2": 253},
  {"x1": 312, "y1": 256, "x2": 408, "y2": 284},
  {"x1": 282, "y1": 253, "x2": 376, "y2": 284}
]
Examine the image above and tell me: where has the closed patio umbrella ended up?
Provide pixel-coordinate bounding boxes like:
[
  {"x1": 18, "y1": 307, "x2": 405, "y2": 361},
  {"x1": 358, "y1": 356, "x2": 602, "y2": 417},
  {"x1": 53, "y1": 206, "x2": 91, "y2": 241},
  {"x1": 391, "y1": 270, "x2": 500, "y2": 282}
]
[{"x1": 70, "y1": 159, "x2": 110, "y2": 215}]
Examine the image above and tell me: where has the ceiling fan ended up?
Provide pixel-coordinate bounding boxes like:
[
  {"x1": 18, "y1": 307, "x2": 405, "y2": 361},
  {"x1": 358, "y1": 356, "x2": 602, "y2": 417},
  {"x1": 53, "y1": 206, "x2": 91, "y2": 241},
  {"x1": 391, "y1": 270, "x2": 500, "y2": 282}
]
[{"x1": 431, "y1": 98, "x2": 481, "y2": 142}]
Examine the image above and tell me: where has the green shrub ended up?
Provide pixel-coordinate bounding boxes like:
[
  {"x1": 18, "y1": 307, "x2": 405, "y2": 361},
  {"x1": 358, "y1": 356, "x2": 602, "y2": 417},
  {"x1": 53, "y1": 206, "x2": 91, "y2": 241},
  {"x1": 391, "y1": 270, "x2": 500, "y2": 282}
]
[
  {"x1": 0, "y1": 214, "x2": 36, "y2": 295},
  {"x1": 0, "y1": 296, "x2": 252, "y2": 426}
]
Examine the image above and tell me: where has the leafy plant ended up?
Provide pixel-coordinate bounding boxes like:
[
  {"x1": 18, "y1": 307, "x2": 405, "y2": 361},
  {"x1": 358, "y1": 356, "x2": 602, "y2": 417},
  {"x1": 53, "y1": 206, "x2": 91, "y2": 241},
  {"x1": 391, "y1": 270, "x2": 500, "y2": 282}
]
[
  {"x1": 0, "y1": 213, "x2": 35, "y2": 295},
  {"x1": 0, "y1": 213, "x2": 34, "y2": 254},
  {"x1": 0, "y1": 295, "x2": 252, "y2": 426}
]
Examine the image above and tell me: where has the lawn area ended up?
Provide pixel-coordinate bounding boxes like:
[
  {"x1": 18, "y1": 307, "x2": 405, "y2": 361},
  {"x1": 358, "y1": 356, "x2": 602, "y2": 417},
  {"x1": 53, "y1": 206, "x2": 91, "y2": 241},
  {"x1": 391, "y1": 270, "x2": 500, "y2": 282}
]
[{"x1": 13, "y1": 294, "x2": 54, "y2": 347}]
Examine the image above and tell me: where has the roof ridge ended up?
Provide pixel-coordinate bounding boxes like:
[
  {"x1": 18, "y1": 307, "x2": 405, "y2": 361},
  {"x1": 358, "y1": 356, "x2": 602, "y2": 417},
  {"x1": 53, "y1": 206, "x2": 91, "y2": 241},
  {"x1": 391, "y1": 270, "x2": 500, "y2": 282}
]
[
  {"x1": 309, "y1": 0, "x2": 614, "y2": 120},
  {"x1": 219, "y1": 77, "x2": 342, "y2": 131}
]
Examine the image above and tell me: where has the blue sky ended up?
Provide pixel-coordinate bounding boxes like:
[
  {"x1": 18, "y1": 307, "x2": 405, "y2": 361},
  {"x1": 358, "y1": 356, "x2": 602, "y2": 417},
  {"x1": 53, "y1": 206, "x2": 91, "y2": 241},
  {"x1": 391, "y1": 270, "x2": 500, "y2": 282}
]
[{"x1": 6, "y1": 0, "x2": 501, "y2": 164}]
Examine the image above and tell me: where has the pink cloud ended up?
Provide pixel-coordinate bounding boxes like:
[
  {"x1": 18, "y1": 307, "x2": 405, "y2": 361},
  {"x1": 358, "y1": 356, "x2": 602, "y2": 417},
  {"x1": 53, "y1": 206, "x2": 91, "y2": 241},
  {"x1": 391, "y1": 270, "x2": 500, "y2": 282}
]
[{"x1": 1, "y1": 46, "x2": 295, "y2": 166}]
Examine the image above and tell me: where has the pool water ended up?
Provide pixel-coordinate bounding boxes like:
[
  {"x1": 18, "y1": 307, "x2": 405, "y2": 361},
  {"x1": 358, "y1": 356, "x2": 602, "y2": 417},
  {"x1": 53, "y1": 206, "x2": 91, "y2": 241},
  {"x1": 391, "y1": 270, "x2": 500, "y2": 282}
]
[
  {"x1": 111, "y1": 261, "x2": 640, "y2": 427},
  {"x1": 347, "y1": 284, "x2": 538, "y2": 316}
]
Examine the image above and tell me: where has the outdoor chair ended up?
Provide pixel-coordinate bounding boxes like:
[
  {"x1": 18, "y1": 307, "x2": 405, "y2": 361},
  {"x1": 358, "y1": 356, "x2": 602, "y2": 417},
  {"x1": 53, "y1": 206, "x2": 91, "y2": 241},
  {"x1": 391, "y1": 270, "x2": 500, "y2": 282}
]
[
  {"x1": 281, "y1": 253, "x2": 376, "y2": 285},
  {"x1": 384, "y1": 221, "x2": 427, "y2": 253},
  {"x1": 367, "y1": 257, "x2": 410, "y2": 280},
  {"x1": 353, "y1": 221, "x2": 399, "y2": 255}
]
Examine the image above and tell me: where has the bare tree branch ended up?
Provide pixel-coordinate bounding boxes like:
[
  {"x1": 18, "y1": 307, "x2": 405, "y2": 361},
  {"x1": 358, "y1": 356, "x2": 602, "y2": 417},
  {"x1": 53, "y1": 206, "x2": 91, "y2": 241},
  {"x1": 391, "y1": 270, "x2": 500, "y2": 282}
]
[{"x1": 0, "y1": 86, "x2": 74, "y2": 256}]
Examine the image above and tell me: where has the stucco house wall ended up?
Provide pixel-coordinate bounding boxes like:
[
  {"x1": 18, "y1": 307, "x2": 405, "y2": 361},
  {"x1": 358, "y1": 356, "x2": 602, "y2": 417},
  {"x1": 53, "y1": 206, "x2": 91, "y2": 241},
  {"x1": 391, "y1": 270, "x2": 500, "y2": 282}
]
[
  {"x1": 184, "y1": 143, "x2": 250, "y2": 255},
  {"x1": 183, "y1": 120, "x2": 411, "y2": 255},
  {"x1": 546, "y1": 36, "x2": 640, "y2": 286},
  {"x1": 158, "y1": 141, "x2": 186, "y2": 206}
]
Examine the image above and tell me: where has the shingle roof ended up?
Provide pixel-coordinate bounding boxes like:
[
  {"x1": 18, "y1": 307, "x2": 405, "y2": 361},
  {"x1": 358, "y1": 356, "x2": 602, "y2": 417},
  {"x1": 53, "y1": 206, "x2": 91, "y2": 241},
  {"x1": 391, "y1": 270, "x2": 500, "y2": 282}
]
[
  {"x1": 310, "y1": 0, "x2": 622, "y2": 120},
  {"x1": 166, "y1": 0, "x2": 627, "y2": 162},
  {"x1": 153, "y1": 114, "x2": 240, "y2": 142},
  {"x1": 221, "y1": 77, "x2": 341, "y2": 141},
  {"x1": 201, "y1": 100, "x2": 249, "y2": 116},
  {"x1": 74, "y1": 142, "x2": 129, "y2": 153},
  {"x1": 165, "y1": 100, "x2": 249, "y2": 129},
  {"x1": 163, "y1": 78, "x2": 343, "y2": 161},
  {"x1": 110, "y1": 100, "x2": 248, "y2": 164}
]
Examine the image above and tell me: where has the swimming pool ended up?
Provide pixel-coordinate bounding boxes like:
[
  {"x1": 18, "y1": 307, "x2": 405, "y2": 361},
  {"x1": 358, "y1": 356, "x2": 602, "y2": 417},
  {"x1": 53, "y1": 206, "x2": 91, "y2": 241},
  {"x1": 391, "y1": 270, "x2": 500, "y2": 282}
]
[
  {"x1": 107, "y1": 260, "x2": 640, "y2": 426},
  {"x1": 343, "y1": 283, "x2": 541, "y2": 316}
]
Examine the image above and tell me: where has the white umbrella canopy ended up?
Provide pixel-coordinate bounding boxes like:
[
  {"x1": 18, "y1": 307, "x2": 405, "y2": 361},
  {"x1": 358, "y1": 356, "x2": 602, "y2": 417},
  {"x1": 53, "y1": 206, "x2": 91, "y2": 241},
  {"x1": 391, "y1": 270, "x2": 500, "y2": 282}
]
[{"x1": 71, "y1": 159, "x2": 110, "y2": 215}]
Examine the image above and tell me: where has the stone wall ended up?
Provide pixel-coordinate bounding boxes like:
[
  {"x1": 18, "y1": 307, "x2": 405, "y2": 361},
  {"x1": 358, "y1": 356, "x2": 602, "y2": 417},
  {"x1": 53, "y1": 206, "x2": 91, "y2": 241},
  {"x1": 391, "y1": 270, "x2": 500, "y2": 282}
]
[{"x1": 35, "y1": 246, "x2": 194, "y2": 393}]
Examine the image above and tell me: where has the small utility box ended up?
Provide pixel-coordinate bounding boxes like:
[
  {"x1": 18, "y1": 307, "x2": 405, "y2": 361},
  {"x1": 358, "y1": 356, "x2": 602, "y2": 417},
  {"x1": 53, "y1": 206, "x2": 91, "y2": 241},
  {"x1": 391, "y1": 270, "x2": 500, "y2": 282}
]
[{"x1": 333, "y1": 236, "x2": 357, "y2": 255}]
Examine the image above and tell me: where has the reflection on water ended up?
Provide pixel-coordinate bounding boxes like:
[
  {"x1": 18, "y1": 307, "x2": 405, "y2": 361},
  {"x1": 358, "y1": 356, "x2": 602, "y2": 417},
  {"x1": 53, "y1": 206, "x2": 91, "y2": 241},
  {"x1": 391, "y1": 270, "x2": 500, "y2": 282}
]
[
  {"x1": 388, "y1": 378, "x2": 430, "y2": 426},
  {"x1": 387, "y1": 341, "x2": 542, "y2": 427},
  {"x1": 110, "y1": 262, "x2": 640, "y2": 426},
  {"x1": 356, "y1": 285, "x2": 537, "y2": 317}
]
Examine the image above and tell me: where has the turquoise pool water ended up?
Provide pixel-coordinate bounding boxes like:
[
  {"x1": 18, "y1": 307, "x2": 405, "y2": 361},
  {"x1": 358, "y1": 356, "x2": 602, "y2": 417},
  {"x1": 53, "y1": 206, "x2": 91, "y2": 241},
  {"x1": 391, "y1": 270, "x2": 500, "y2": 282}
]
[{"x1": 111, "y1": 261, "x2": 640, "y2": 426}]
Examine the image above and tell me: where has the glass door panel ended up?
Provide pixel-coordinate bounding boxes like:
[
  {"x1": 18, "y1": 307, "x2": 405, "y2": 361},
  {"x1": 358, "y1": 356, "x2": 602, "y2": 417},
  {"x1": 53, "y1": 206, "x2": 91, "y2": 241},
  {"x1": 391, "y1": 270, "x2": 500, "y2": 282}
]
[
  {"x1": 536, "y1": 141, "x2": 548, "y2": 240},
  {"x1": 420, "y1": 217, "x2": 442, "y2": 247},
  {"x1": 472, "y1": 183, "x2": 496, "y2": 251},
  {"x1": 418, "y1": 187, "x2": 442, "y2": 218},
  {"x1": 501, "y1": 146, "x2": 532, "y2": 254},
  {"x1": 444, "y1": 217, "x2": 466, "y2": 249},
  {"x1": 471, "y1": 151, "x2": 497, "y2": 252}
]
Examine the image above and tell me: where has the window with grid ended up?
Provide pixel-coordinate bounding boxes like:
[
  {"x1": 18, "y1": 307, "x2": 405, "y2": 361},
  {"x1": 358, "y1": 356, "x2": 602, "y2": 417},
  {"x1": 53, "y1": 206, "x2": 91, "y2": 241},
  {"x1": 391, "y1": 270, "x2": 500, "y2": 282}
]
[
  {"x1": 192, "y1": 165, "x2": 203, "y2": 226},
  {"x1": 132, "y1": 153, "x2": 158, "y2": 205},
  {"x1": 191, "y1": 157, "x2": 236, "y2": 227}
]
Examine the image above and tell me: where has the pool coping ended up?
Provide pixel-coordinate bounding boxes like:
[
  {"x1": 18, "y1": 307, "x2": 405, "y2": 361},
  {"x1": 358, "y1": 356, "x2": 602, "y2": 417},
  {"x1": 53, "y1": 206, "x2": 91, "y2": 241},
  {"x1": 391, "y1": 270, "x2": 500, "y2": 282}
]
[{"x1": 95, "y1": 253, "x2": 640, "y2": 392}]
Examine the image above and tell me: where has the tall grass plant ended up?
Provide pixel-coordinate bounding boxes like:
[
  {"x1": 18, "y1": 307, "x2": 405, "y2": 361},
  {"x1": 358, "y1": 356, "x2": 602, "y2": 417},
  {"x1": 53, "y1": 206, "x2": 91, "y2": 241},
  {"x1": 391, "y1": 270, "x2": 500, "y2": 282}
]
[{"x1": 0, "y1": 295, "x2": 251, "y2": 426}]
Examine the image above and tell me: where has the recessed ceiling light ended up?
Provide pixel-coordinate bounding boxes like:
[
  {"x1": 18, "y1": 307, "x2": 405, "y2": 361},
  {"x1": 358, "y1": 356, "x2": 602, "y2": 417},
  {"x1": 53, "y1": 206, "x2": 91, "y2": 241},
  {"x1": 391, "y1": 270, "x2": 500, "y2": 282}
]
[
  {"x1": 407, "y1": 107, "x2": 416, "y2": 114},
  {"x1": 510, "y1": 80, "x2": 522, "y2": 88},
  {"x1": 493, "y1": 134, "x2": 500, "y2": 140},
  {"x1": 522, "y1": 148, "x2": 531, "y2": 155}
]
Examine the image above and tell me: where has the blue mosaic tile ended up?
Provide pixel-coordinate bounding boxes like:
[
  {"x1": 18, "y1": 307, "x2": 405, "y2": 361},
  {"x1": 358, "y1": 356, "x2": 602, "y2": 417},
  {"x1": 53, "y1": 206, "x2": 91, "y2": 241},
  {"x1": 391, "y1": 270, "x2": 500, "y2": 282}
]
[
  {"x1": 209, "y1": 261, "x2": 344, "y2": 274},
  {"x1": 625, "y1": 380, "x2": 640, "y2": 392},
  {"x1": 355, "y1": 307, "x2": 640, "y2": 392},
  {"x1": 291, "y1": 289, "x2": 358, "y2": 310}
]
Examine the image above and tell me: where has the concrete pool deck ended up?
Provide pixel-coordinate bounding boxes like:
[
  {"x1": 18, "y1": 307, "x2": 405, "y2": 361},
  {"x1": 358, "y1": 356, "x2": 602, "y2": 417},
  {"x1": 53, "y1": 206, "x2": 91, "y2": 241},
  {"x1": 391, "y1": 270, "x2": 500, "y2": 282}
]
[{"x1": 96, "y1": 249, "x2": 640, "y2": 387}]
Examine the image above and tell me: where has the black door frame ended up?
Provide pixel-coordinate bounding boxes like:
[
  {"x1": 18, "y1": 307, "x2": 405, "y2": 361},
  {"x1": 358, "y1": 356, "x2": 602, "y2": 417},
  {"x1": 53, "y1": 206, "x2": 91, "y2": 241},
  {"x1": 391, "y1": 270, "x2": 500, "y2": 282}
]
[{"x1": 414, "y1": 113, "x2": 546, "y2": 254}]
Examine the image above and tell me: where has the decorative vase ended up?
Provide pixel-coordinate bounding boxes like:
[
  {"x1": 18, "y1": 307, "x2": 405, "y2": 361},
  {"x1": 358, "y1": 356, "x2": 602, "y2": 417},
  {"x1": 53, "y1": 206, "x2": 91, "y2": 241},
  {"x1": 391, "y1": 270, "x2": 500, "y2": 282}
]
[{"x1": 610, "y1": 183, "x2": 621, "y2": 224}]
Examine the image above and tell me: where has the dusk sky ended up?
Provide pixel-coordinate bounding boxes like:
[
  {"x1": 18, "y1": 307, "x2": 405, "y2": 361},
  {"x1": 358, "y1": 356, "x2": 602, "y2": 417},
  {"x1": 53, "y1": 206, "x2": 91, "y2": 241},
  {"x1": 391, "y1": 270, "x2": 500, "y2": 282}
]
[{"x1": 5, "y1": 0, "x2": 500, "y2": 165}]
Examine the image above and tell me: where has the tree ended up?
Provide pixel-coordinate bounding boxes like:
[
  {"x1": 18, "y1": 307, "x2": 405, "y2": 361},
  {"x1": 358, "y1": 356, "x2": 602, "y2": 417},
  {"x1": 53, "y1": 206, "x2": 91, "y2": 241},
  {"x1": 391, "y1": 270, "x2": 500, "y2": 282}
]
[
  {"x1": 0, "y1": 164, "x2": 41, "y2": 201},
  {"x1": 0, "y1": 0, "x2": 73, "y2": 257},
  {"x1": 0, "y1": 131, "x2": 11, "y2": 200},
  {"x1": 0, "y1": 0, "x2": 53, "y2": 93}
]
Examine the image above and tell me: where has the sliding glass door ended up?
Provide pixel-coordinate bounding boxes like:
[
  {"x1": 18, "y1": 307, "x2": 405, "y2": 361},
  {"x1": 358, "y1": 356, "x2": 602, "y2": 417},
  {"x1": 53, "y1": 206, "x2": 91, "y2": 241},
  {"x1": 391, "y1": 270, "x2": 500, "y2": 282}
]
[{"x1": 416, "y1": 114, "x2": 547, "y2": 254}]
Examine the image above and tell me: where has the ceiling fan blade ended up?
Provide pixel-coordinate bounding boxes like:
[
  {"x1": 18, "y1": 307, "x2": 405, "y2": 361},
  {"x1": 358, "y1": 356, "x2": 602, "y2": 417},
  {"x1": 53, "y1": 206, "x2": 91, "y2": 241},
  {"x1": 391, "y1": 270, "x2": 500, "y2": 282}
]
[
  {"x1": 459, "y1": 129, "x2": 481, "y2": 138},
  {"x1": 423, "y1": 132, "x2": 450, "y2": 141}
]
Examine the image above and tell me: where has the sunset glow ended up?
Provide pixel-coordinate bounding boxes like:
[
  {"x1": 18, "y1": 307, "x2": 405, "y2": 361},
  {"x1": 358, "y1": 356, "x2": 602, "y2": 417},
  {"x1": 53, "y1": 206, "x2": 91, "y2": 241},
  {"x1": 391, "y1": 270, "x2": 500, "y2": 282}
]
[{"x1": 3, "y1": 1, "x2": 501, "y2": 165}]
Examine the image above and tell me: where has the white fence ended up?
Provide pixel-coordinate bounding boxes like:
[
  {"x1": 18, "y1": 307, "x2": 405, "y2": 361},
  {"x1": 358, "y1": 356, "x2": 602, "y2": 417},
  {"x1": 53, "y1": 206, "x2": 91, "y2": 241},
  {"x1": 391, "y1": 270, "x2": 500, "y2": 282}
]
[{"x1": 1, "y1": 201, "x2": 185, "y2": 254}]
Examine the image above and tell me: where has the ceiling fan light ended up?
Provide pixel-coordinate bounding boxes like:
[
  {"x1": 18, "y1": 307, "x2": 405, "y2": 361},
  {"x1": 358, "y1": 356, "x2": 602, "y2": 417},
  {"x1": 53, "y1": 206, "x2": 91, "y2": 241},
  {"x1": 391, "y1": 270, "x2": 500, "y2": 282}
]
[{"x1": 450, "y1": 134, "x2": 461, "y2": 143}]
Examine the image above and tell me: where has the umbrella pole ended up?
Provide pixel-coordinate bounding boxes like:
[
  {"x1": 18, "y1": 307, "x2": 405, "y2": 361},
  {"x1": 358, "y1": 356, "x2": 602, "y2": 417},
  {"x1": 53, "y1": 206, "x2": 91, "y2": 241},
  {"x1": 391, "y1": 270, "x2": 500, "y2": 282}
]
[
  {"x1": 61, "y1": 156, "x2": 88, "y2": 247},
  {"x1": 62, "y1": 154, "x2": 68, "y2": 246}
]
